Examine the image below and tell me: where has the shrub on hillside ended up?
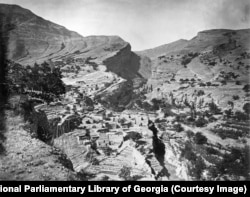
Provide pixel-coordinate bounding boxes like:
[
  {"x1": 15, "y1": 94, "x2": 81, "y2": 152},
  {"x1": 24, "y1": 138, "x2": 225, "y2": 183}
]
[
  {"x1": 77, "y1": 170, "x2": 96, "y2": 181},
  {"x1": 206, "y1": 82, "x2": 212, "y2": 86},
  {"x1": 186, "y1": 116, "x2": 195, "y2": 122},
  {"x1": 243, "y1": 84, "x2": 250, "y2": 92},
  {"x1": 181, "y1": 57, "x2": 192, "y2": 66},
  {"x1": 216, "y1": 146, "x2": 250, "y2": 180},
  {"x1": 243, "y1": 103, "x2": 250, "y2": 115},
  {"x1": 235, "y1": 81, "x2": 241, "y2": 85},
  {"x1": 189, "y1": 156, "x2": 206, "y2": 180},
  {"x1": 206, "y1": 147, "x2": 220, "y2": 155},
  {"x1": 221, "y1": 80, "x2": 227, "y2": 85},
  {"x1": 142, "y1": 101, "x2": 153, "y2": 111},
  {"x1": 194, "y1": 132, "x2": 207, "y2": 145},
  {"x1": 232, "y1": 95, "x2": 240, "y2": 100},
  {"x1": 101, "y1": 176, "x2": 110, "y2": 181},
  {"x1": 118, "y1": 166, "x2": 132, "y2": 180},
  {"x1": 234, "y1": 111, "x2": 248, "y2": 121},
  {"x1": 208, "y1": 102, "x2": 221, "y2": 114},
  {"x1": 151, "y1": 98, "x2": 161, "y2": 110},
  {"x1": 173, "y1": 123, "x2": 184, "y2": 132},
  {"x1": 181, "y1": 142, "x2": 196, "y2": 161},
  {"x1": 224, "y1": 109, "x2": 232, "y2": 119},
  {"x1": 91, "y1": 158, "x2": 100, "y2": 165},
  {"x1": 163, "y1": 106, "x2": 175, "y2": 117},
  {"x1": 199, "y1": 82, "x2": 206, "y2": 87},
  {"x1": 186, "y1": 130, "x2": 194, "y2": 139},
  {"x1": 181, "y1": 53, "x2": 198, "y2": 66},
  {"x1": 157, "y1": 123, "x2": 167, "y2": 131},
  {"x1": 197, "y1": 90, "x2": 205, "y2": 96},
  {"x1": 228, "y1": 101, "x2": 234, "y2": 108},
  {"x1": 103, "y1": 147, "x2": 113, "y2": 156},
  {"x1": 208, "y1": 61, "x2": 216, "y2": 66},
  {"x1": 195, "y1": 117, "x2": 207, "y2": 127},
  {"x1": 155, "y1": 118, "x2": 167, "y2": 123},
  {"x1": 86, "y1": 120, "x2": 91, "y2": 124},
  {"x1": 118, "y1": 166, "x2": 143, "y2": 180}
]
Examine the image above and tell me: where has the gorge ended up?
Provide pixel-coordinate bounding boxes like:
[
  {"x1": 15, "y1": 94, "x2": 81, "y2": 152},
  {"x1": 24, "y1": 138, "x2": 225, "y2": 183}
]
[{"x1": 0, "y1": 3, "x2": 249, "y2": 181}]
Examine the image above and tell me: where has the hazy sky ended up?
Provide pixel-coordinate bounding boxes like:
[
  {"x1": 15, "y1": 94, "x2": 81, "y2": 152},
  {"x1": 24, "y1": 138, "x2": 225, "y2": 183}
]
[{"x1": 0, "y1": 0, "x2": 249, "y2": 50}]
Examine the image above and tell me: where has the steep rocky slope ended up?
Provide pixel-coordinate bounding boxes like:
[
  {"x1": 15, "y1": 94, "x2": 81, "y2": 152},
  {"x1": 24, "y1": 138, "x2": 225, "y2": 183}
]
[
  {"x1": 0, "y1": 3, "x2": 151, "y2": 80},
  {"x1": 0, "y1": 111, "x2": 79, "y2": 180},
  {"x1": 136, "y1": 29, "x2": 250, "y2": 92},
  {"x1": 135, "y1": 29, "x2": 250, "y2": 180},
  {"x1": 0, "y1": 4, "x2": 84, "y2": 62}
]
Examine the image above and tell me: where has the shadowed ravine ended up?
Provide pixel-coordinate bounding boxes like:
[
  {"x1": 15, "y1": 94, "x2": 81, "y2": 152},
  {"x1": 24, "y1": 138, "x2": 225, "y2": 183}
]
[{"x1": 148, "y1": 120, "x2": 170, "y2": 179}]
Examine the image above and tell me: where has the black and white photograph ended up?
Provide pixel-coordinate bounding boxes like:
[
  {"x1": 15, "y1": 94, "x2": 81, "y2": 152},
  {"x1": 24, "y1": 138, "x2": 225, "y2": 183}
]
[{"x1": 0, "y1": 0, "x2": 249, "y2": 181}]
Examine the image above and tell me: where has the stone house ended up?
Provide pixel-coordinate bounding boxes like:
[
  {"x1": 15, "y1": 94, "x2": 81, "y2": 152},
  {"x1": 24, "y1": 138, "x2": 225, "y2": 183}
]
[
  {"x1": 77, "y1": 135, "x2": 90, "y2": 145},
  {"x1": 96, "y1": 132, "x2": 123, "y2": 149}
]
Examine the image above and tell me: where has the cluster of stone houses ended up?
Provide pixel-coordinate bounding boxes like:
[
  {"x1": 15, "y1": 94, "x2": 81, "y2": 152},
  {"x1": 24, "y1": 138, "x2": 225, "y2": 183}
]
[
  {"x1": 97, "y1": 132, "x2": 123, "y2": 148},
  {"x1": 77, "y1": 126, "x2": 123, "y2": 150}
]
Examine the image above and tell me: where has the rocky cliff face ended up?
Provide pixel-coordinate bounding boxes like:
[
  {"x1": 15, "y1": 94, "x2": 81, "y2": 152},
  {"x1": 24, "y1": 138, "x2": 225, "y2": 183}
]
[
  {"x1": 0, "y1": 4, "x2": 151, "y2": 81},
  {"x1": 163, "y1": 139, "x2": 190, "y2": 180},
  {"x1": 103, "y1": 44, "x2": 151, "y2": 80}
]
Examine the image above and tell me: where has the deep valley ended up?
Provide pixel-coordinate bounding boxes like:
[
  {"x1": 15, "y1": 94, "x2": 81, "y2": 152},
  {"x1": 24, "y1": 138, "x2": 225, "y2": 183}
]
[{"x1": 0, "y1": 3, "x2": 250, "y2": 181}]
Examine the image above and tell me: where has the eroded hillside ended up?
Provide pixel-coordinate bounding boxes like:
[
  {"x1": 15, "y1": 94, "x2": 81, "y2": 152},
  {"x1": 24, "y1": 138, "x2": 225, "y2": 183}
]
[
  {"x1": 0, "y1": 110, "x2": 79, "y2": 180},
  {"x1": 0, "y1": 3, "x2": 151, "y2": 82},
  {"x1": 134, "y1": 29, "x2": 250, "y2": 180},
  {"x1": 1, "y1": 4, "x2": 250, "y2": 181}
]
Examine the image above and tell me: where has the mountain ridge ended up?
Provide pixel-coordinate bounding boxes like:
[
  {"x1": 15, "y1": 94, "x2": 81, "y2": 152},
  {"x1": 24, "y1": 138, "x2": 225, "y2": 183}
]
[
  {"x1": 0, "y1": 3, "x2": 151, "y2": 80},
  {"x1": 137, "y1": 28, "x2": 250, "y2": 58}
]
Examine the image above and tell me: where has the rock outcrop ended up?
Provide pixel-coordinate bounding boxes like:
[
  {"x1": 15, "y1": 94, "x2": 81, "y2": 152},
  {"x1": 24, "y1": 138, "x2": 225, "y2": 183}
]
[
  {"x1": 163, "y1": 138, "x2": 190, "y2": 180},
  {"x1": 103, "y1": 44, "x2": 151, "y2": 80}
]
